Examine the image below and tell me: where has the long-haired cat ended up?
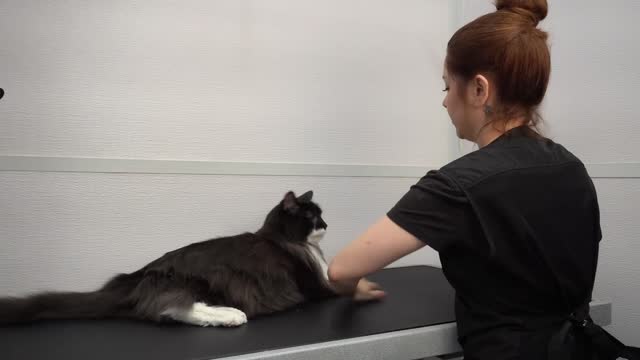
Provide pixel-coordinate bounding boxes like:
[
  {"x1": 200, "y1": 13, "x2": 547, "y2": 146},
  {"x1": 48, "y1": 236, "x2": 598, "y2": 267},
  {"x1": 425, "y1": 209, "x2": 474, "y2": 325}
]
[{"x1": 0, "y1": 190, "x2": 336, "y2": 327}]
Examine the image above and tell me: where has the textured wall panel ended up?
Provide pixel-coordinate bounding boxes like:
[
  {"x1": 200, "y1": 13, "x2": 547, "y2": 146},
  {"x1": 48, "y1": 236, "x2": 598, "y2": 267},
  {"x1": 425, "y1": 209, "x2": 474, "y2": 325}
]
[
  {"x1": 0, "y1": 0, "x2": 455, "y2": 165},
  {"x1": 0, "y1": 171, "x2": 439, "y2": 297}
]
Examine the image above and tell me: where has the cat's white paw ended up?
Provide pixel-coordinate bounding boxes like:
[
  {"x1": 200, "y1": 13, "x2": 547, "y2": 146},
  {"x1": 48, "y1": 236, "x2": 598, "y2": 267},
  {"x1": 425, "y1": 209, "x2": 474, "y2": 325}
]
[
  {"x1": 198, "y1": 303, "x2": 248, "y2": 327},
  {"x1": 162, "y1": 302, "x2": 247, "y2": 327},
  {"x1": 192, "y1": 303, "x2": 248, "y2": 327}
]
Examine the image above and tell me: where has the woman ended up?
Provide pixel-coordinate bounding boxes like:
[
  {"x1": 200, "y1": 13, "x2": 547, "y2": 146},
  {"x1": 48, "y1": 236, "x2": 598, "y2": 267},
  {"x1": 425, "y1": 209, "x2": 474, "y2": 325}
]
[{"x1": 327, "y1": 1, "x2": 637, "y2": 359}]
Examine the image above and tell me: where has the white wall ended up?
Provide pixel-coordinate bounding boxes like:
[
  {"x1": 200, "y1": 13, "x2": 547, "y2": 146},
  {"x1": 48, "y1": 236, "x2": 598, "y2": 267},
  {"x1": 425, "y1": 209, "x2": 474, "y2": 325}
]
[
  {"x1": 0, "y1": 171, "x2": 424, "y2": 296},
  {"x1": 0, "y1": 0, "x2": 454, "y2": 165},
  {"x1": 4, "y1": 0, "x2": 636, "y2": 346},
  {"x1": 0, "y1": 1, "x2": 455, "y2": 296},
  {"x1": 459, "y1": 0, "x2": 640, "y2": 344}
]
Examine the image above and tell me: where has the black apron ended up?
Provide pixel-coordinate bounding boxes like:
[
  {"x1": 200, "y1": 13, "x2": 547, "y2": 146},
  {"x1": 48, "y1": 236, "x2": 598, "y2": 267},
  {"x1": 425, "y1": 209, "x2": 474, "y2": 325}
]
[{"x1": 548, "y1": 302, "x2": 640, "y2": 360}]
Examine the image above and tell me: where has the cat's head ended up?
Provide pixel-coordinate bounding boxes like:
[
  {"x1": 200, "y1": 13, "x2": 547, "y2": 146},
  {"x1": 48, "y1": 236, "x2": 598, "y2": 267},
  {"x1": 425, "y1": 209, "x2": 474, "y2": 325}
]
[{"x1": 263, "y1": 190, "x2": 328, "y2": 244}]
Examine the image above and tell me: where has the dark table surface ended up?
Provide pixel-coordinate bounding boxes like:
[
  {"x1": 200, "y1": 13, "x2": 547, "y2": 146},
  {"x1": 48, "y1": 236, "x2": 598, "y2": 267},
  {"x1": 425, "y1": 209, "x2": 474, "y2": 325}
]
[{"x1": 0, "y1": 265, "x2": 456, "y2": 360}]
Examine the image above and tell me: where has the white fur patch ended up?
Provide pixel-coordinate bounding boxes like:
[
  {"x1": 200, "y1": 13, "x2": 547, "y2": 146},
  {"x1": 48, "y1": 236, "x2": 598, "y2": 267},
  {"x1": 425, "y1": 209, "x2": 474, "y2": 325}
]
[
  {"x1": 307, "y1": 229, "x2": 329, "y2": 282},
  {"x1": 308, "y1": 228, "x2": 326, "y2": 244},
  {"x1": 162, "y1": 302, "x2": 247, "y2": 327}
]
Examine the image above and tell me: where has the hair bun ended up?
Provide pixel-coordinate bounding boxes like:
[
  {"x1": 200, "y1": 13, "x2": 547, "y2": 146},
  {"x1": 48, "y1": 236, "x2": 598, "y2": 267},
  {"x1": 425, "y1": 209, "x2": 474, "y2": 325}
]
[{"x1": 495, "y1": 0, "x2": 548, "y2": 25}]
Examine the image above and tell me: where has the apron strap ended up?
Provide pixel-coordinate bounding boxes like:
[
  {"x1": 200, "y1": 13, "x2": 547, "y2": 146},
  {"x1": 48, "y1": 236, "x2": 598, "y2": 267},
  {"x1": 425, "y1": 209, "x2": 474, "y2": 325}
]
[{"x1": 548, "y1": 304, "x2": 640, "y2": 360}]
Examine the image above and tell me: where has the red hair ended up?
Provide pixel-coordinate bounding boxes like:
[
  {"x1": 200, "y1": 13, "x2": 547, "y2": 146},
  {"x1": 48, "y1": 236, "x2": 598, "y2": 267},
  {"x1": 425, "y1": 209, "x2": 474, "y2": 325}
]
[{"x1": 446, "y1": 0, "x2": 550, "y2": 130}]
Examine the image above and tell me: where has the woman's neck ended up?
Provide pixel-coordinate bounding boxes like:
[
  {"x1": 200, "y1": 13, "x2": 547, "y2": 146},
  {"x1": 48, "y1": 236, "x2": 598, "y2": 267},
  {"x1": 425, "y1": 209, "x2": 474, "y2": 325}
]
[{"x1": 475, "y1": 118, "x2": 527, "y2": 148}]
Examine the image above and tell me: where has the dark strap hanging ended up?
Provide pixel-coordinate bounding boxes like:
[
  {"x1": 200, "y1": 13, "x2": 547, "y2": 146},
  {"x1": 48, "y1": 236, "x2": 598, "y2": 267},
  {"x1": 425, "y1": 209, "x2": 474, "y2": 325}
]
[{"x1": 548, "y1": 304, "x2": 640, "y2": 360}]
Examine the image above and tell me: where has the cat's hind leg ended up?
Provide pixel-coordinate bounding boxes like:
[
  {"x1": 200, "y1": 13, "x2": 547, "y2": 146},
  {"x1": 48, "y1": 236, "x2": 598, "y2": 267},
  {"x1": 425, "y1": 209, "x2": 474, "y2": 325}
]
[{"x1": 161, "y1": 302, "x2": 247, "y2": 327}]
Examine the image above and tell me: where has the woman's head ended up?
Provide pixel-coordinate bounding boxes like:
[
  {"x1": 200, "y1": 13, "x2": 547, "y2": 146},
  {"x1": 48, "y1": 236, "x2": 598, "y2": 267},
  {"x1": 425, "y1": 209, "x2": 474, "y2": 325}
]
[{"x1": 443, "y1": 0, "x2": 550, "y2": 144}]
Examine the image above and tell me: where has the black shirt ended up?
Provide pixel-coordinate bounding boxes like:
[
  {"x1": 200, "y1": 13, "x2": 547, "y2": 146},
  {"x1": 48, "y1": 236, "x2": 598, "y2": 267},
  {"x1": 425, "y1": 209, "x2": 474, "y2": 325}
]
[{"x1": 387, "y1": 127, "x2": 602, "y2": 360}]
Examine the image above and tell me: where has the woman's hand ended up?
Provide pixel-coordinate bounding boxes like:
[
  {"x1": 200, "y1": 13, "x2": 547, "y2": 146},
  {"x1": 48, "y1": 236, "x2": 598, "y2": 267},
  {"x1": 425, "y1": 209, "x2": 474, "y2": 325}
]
[
  {"x1": 353, "y1": 278, "x2": 386, "y2": 302},
  {"x1": 328, "y1": 276, "x2": 386, "y2": 301}
]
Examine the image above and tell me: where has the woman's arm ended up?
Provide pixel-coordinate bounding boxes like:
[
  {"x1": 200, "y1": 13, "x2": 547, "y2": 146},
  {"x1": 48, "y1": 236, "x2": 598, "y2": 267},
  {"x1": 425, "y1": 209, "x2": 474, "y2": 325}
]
[{"x1": 327, "y1": 216, "x2": 426, "y2": 299}]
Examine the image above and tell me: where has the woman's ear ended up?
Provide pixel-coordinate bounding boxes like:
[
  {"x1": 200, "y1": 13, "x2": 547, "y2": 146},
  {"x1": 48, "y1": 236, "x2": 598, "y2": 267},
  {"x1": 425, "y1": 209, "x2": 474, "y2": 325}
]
[{"x1": 468, "y1": 74, "x2": 490, "y2": 108}]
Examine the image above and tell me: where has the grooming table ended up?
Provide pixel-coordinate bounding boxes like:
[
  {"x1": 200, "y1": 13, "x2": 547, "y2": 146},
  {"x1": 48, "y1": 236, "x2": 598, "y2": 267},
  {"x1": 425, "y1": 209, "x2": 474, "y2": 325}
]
[{"x1": 0, "y1": 266, "x2": 612, "y2": 360}]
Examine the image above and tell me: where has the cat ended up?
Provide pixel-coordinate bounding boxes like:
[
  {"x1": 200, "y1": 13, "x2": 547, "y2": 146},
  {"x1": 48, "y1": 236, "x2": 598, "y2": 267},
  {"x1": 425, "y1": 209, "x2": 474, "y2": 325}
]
[{"x1": 0, "y1": 190, "x2": 336, "y2": 327}]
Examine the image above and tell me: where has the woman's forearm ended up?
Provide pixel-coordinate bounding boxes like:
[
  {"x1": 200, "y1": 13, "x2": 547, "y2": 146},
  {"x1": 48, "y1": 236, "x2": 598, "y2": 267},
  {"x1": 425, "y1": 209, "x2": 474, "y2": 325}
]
[{"x1": 327, "y1": 216, "x2": 426, "y2": 283}]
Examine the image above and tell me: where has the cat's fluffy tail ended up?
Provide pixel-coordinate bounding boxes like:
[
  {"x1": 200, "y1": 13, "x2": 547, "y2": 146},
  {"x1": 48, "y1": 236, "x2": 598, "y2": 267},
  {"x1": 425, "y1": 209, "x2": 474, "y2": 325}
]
[
  {"x1": 0, "y1": 291, "x2": 123, "y2": 324},
  {"x1": 0, "y1": 271, "x2": 142, "y2": 325}
]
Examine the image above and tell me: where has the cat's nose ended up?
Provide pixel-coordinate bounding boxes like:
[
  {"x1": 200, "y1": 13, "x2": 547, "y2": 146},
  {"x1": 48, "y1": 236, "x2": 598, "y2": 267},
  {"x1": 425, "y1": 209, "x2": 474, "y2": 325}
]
[{"x1": 317, "y1": 219, "x2": 328, "y2": 230}]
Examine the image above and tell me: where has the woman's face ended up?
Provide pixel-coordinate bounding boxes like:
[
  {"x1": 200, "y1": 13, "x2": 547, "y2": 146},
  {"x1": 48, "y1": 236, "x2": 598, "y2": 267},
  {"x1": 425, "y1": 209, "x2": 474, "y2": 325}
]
[{"x1": 442, "y1": 65, "x2": 488, "y2": 142}]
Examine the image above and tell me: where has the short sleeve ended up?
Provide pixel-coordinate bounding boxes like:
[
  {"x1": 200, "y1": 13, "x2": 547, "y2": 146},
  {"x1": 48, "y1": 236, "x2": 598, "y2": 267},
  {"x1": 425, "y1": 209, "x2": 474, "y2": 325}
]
[{"x1": 387, "y1": 170, "x2": 472, "y2": 252}]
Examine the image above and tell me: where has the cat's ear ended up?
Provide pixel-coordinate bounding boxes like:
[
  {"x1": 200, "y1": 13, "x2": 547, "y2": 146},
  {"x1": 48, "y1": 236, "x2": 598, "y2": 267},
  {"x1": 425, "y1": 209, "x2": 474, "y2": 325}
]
[
  {"x1": 297, "y1": 190, "x2": 313, "y2": 203},
  {"x1": 283, "y1": 191, "x2": 299, "y2": 213}
]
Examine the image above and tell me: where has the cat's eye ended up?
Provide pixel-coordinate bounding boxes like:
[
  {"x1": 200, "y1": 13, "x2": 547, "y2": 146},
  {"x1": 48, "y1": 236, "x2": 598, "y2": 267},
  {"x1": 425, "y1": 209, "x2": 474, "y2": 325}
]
[{"x1": 305, "y1": 211, "x2": 313, "y2": 218}]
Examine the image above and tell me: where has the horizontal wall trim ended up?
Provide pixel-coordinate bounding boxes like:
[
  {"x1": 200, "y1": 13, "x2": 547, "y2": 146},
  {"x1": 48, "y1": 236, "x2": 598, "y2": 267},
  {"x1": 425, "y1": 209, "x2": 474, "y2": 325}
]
[
  {"x1": 0, "y1": 156, "x2": 638, "y2": 179},
  {"x1": 0, "y1": 156, "x2": 433, "y2": 178},
  {"x1": 583, "y1": 163, "x2": 640, "y2": 179}
]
